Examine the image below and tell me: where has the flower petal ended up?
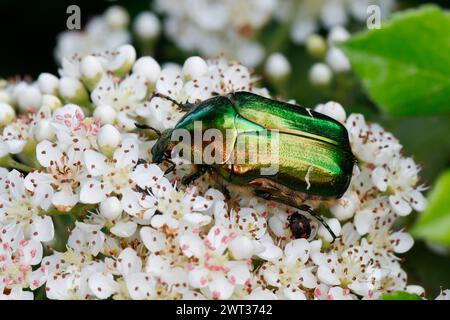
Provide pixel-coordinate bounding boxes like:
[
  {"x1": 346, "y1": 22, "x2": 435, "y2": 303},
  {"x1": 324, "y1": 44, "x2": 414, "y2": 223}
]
[
  {"x1": 88, "y1": 272, "x2": 118, "y2": 300},
  {"x1": 80, "y1": 179, "x2": 108, "y2": 204},
  {"x1": 84, "y1": 150, "x2": 109, "y2": 176}
]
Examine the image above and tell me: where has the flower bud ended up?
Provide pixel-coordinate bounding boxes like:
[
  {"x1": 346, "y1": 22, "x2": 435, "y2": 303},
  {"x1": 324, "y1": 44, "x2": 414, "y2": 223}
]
[
  {"x1": 406, "y1": 285, "x2": 425, "y2": 297},
  {"x1": 132, "y1": 57, "x2": 161, "y2": 84},
  {"x1": 17, "y1": 85, "x2": 42, "y2": 112},
  {"x1": 326, "y1": 47, "x2": 351, "y2": 73},
  {"x1": 105, "y1": 6, "x2": 129, "y2": 30},
  {"x1": 309, "y1": 63, "x2": 332, "y2": 86},
  {"x1": 37, "y1": 73, "x2": 59, "y2": 95},
  {"x1": 0, "y1": 102, "x2": 15, "y2": 126},
  {"x1": 306, "y1": 34, "x2": 327, "y2": 58},
  {"x1": 98, "y1": 124, "x2": 122, "y2": 157},
  {"x1": 100, "y1": 196, "x2": 123, "y2": 220},
  {"x1": 161, "y1": 62, "x2": 182, "y2": 73},
  {"x1": 59, "y1": 77, "x2": 89, "y2": 105},
  {"x1": 315, "y1": 101, "x2": 346, "y2": 123},
  {"x1": 329, "y1": 195, "x2": 355, "y2": 220},
  {"x1": 98, "y1": 124, "x2": 121, "y2": 150},
  {"x1": 133, "y1": 12, "x2": 160, "y2": 40},
  {"x1": 291, "y1": 19, "x2": 317, "y2": 44},
  {"x1": 182, "y1": 56, "x2": 208, "y2": 79},
  {"x1": 108, "y1": 44, "x2": 136, "y2": 77},
  {"x1": 0, "y1": 91, "x2": 10, "y2": 104},
  {"x1": 42, "y1": 94, "x2": 62, "y2": 111},
  {"x1": 265, "y1": 53, "x2": 291, "y2": 81},
  {"x1": 34, "y1": 119, "x2": 55, "y2": 141},
  {"x1": 93, "y1": 105, "x2": 117, "y2": 124},
  {"x1": 327, "y1": 26, "x2": 350, "y2": 45},
  {"x1": 229, "y1": 236, "x2": 255, "y2": 260},
  {"x1": 81, "y1": 55, "x2": 104, "y2": 90}
]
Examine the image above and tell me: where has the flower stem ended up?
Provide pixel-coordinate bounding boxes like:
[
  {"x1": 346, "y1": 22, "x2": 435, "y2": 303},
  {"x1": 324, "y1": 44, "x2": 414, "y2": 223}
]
[
  {"x1": 0, "y1": 155, "x2": 33, "y2": 172},
  {"x1": 40, "y1": 203, "x2": 96, "y2": 219}
]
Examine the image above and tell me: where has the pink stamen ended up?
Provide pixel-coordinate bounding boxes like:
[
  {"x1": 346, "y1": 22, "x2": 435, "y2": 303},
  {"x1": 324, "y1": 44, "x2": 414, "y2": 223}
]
[
  {"x1": 20, "y1": 240, "x2": 29, "y2": 247},
  {"x1": 200, "y1": 277, "x2": 208, "y2": 286},
  {"x1": 19, "y1": 265, "x2": 32, "y2": 272},
  {"x1": 314, "y1": 288, "x2": 322, "y2": 297}
]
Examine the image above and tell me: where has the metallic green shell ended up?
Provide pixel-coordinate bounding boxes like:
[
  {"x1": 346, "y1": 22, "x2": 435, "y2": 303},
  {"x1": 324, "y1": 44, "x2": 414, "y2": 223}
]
[{"x1": 173, "y1": 92, "x2": 355, "y2": 199}]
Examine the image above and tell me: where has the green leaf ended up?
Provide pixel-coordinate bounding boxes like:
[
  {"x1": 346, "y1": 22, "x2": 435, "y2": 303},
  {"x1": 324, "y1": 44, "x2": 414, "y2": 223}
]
[
  {"x1": 341, "y1": 5, "x2": 450, "y2": 116},
  {"x1": 381, "y1": 291, "x2": 423, "y2": 300},
  {"x1": 411, "y1": 170, "x2": 450, "y2": 246}
]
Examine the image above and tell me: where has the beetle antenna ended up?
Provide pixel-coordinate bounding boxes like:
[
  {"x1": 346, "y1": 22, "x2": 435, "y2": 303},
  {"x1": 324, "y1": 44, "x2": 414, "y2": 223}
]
[
  {"x1": 297, "y1": 204, "x2": 340, "y2": 243},
  {"x1": 135, "y1": 123, "x2": 161, "y2": 136},
  {"x1": 149, "y1": 92, "x2": 195, "y2": 111}
]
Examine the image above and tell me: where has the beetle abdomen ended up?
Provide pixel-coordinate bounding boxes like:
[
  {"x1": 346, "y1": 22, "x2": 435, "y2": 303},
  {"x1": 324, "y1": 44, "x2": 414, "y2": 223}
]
[{"x1": 220, "y1": 130, "x2": 353, "y2": 198}]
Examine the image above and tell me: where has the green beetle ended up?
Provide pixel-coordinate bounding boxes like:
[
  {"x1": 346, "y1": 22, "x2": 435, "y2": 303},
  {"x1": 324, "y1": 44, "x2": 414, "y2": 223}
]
[{"x1": 136, "y1": 91, "x2": 356, "y2": 242}]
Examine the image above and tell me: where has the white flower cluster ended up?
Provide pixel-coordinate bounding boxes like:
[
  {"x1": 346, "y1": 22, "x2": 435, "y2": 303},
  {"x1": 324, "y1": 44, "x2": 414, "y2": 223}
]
[
  {"x1": 55, "y1": 6, "x2": 131, "y2": 65},
  {"x1": 0, "y1": 44, "x2": 443, "y2": 300},
  {"x1": 279, "y1": 0, "x2": 396, "y2": 45},
  {"x1": 148, "y1": 0, "x2": 395, "y2": 86},
  {"x1": 154, "y1": 0, "x2": 278, "y2": 67}
]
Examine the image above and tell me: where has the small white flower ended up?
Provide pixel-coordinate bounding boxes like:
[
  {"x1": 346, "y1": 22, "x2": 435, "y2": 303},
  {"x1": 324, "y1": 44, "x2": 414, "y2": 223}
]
[
  {"x1": 0, "y1": 102, "x2": 15, "y2": 126},
  {"x1": 99, "y1": 196, "x2": 123, "y2": 220},
  {"x1": 91, "y1": 73, "x2": 147, "y2": 131},
  {"x1": 43, "y1": 223, "x2": 106, "y2": 300},
  {"x1": 26, "y1": 141, "x2": 88, "y2": 212},
  {"x1": 265, "y1": 53, "x2": 291, "y2": 80},
  {"x1": 144, "y1": 178, "x2": 212, "y2": 231},
  {"x1": 80, "y1": 138, "x2": 142, "y2": 204},
  {"x1": 180, "y1": 226, "x2": 252, "y2": 300},
  {"x1": 259, "y1": 238, "x2": 317, "y2": 299},
  {"x1": 132, "y1": 56, "x2": 161, "y2": 85},
  {"x1": 0, "y1": 169, "x2": 54, "y2": 243},
  {"x1": 97, "y1": 124, "x2": 122, "y2": 150},
  {"x1": 309, "y1": 63, "x2": 332, "y2": 86},
  {"x1": 104, "y1": 6, "x2": 129, "y2": 30},
  {"x1": 37, "y1": 73, "x2": 59, "y2": 95},
  {"x1": 134, "y1": 12, "x2": 161, "y2": 40},
  {"x1": 326, "y1": 47, "x2": 351, "y2": 73},
  {"x1": 315, "y1": 101, "x2": 346, "y2": 123},
  {"x1": 0, "y1": 120, "x2": 30, "y2": 158},
  {"x1": 182, "y1": 56, "x2": 209, "y2": 79}
]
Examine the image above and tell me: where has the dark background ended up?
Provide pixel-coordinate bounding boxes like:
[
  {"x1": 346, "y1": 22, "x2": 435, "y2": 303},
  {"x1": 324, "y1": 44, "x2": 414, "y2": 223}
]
[
  {"x1": 0, "y1": 0, "x2": 149, "y2": 78},
  {"x1": 0, "y1": 0, "x2": 448, "y2": 79}
]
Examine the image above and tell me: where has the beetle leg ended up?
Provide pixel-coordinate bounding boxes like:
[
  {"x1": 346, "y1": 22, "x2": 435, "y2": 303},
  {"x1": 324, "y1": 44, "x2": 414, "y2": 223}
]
[
  {"x1": 181, "y1": 166, "x2": 208, "y2": 185},
  {"x1": 134, "y1": 123, "x2": 161, "y2": 136},
  {"x1": 254, "y1": 190, "x2": 273, "y2": 201},
  {"x1": 297, "y1": 204, "x2": 340, "y2": 243},
  {"x1": 164, "y1": 159, "x2": 176, "y2": 175},
  {"x1": 136, "y1": 158, "x2": 147, "y2": 166}
]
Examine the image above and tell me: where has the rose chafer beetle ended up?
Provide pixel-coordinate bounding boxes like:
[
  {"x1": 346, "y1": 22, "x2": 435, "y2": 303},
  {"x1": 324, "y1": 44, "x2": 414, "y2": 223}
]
[{"x1": 136, "y1": 91, "x2": 356, "y2": 242}]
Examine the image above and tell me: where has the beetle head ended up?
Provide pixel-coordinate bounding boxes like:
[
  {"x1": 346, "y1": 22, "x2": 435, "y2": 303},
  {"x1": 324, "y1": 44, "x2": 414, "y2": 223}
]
[{"x1": 151, "y1": 129, "x2": 173, "y2": 163}]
